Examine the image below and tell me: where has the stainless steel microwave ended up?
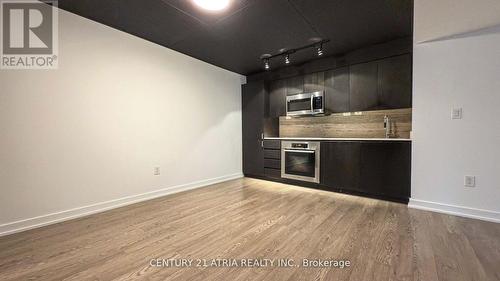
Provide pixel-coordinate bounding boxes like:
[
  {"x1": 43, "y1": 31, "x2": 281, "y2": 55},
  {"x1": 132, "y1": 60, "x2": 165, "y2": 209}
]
[{"x1": 286, "y1": 91, "x2": 324, "y2": 116}]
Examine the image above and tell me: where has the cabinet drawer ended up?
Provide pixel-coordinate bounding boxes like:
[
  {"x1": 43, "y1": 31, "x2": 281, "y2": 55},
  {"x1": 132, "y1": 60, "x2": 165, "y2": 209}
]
[
  {"x1": 264, "y1": 159, "x2": 281, "y2": 169},
  {"x1": 264, "y1": 168, "x2": 281, "y2": 179},
  {"x1": 264, "y1": 149, "x2": 281, "y2": 159},
  {"x1": 263, "y1": 140, "x2": 281, "y2": 149}
]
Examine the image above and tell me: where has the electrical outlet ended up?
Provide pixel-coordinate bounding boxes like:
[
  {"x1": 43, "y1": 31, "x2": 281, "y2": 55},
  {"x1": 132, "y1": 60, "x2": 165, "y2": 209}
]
[
  {"x1": 464, "y1": 176, "x2": 476, "y2": 187},
  {"x1": 154, "y1": 167, "x2": 160, "y2": 176},
  {"x1": 452, "y1": 108, "x2": 462, "y2": 119}
]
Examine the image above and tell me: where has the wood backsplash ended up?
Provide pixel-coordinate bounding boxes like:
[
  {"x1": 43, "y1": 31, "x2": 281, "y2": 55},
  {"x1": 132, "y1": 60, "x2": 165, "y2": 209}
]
[{"x1": 279, "y1": 108, "x2": 412, "y2": 139}]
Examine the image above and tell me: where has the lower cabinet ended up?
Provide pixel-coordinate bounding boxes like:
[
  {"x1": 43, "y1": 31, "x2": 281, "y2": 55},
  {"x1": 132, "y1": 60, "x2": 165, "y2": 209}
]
[
  {"x1": 263, "y1": 140, "x2": 281, "y2": 179},
  {"x1": 359, "y1": 142, "x2": 411, "y2": 199},
  {"x1": 321, "y1": 141, "x2": 411, "y2": 201},
  {"x1": 264, "y1": 168, "x2": 281, "y2": 179},
  {"x1": 321, "y1": 142, "x2": 361, "y2": 192},
  {"x1": 245, "y1": 139, "x2": 411, "y2": 202}
]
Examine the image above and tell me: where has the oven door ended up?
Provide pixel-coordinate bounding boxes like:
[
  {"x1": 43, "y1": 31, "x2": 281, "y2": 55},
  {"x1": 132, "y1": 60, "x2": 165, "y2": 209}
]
[{"x1": 281, "y1": 149, "x2": 319, "y2": 183}]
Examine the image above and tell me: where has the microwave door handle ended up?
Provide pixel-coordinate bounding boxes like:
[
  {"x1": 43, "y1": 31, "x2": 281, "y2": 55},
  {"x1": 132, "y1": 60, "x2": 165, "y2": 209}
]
[
  {"x1": 284, "y1": 149, "x2": 315, "y2": 154},
  {"x1": 311, "y1": 97, "x2": 314, "y2": 112}
]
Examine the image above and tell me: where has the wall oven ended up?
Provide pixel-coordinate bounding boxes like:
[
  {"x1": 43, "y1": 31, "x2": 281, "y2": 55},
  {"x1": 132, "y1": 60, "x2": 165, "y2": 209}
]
[
  {"x1": 286, "y1": 91, "x2": 324, "y2": 116},
  {"x1": 281, "y1": 141, "x2": 320, "y2": 183}
]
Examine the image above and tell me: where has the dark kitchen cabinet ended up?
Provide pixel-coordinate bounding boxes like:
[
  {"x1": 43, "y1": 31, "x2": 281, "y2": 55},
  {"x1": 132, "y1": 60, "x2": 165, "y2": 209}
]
[
  {"x1": 264, "y1": 159, "x2": 280, "y2": 170},
  {"x1": 286, "y1": 75, "x2": 304, "y2": 95},
  {"x1": 377, "y1": 54, "x2": 412, "y2": 109},
  {"x1": 350, "y1": 54, "x2": 412, "y2": 111},
  {"x1": 264, "y1": 149, "x2": 281, "y2": 159},
  {"x1": 321, "y1": 142, "x2": 361, "y2": 191},
  {"x1": 324, "y1": 67, "x2": 349, "y2": 113},
  {"x1": 349, "y1": 61, "x2": 379, "y2": 111},
  {"x1": 320, "y1": 141, "x2": 411, "y2": 201},
  {"x1": 359, "y1": 142, "x2": 411, "y2": 199},
  {"x1": 268, "y1": 79, "x2": 286, "y2": 118},
  {"x1": 262, "y1": 139, "x2": 281, "y2": 149},
  {"x1": 263, "y1": 139, "x2": 281, "y2": 179},
  {"x1": 268, "y1": 76, "x2": 304, "y2": 119},
  {"x1": 264, "y1": 168, "x2": 281, "y2": 179},
  {"x1": 303, "y1": 72, "x2": 324, "y2": 92},
  {"x1": 266, "y1": 54, "x2": 411, "y2": 116},
  {"x1": 242, "y1": 81, "x2": 266, "y2": 177}
]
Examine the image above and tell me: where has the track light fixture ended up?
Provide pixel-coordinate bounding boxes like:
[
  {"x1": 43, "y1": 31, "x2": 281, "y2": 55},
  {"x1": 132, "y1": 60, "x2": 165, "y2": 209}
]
[{"x1": 259, "y1": 39, "x2": 329, "y2": 70}]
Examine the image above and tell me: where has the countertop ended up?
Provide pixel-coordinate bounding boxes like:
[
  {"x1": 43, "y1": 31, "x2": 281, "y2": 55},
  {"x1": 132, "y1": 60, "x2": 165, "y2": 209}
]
[{"x1": 263, "y1": 137, "x2": 412, "y2": 142}]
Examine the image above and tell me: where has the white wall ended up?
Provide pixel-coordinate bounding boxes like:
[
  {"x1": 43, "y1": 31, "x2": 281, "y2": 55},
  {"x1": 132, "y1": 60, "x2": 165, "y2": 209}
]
[
  {"x1": 0, "y1": 9, "x2": 245, "y2": 235},
  {"x1": 411, "y1": 7, "x2": 500, "y2": 222},
  {"x1": 414, "y1": 0, "x2": 500, "y2": 43}
]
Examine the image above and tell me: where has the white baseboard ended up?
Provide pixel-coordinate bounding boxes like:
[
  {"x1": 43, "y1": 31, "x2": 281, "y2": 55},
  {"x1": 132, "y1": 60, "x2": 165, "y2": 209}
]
[
  {"x1": 0, "y1": 173, "x2": 243, "y2": 237},
  {"x1": 409, "y1": 198, "x2": 500, "y2": 224}
]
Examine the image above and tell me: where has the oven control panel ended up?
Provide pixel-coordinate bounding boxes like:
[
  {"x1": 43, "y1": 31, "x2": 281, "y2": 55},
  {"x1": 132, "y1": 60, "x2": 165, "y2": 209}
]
[{"x1": 291, "y1": 143, "x2": 308, "y2": 149}]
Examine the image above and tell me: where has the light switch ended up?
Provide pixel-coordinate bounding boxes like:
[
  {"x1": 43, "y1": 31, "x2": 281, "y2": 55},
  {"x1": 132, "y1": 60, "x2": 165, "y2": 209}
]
[
  {"x1": 154, "y1": 167, "x2": 160, "y2": 176},
  {"x1": 452, "y1": 108, "x2": 462, "y2": 119}
]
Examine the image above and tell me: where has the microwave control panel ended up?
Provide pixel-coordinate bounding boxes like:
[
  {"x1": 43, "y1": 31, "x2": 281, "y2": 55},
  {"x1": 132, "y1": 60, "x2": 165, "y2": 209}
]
[{"x1": 312, "y1": 96, "x2": 323, "y2": 110}]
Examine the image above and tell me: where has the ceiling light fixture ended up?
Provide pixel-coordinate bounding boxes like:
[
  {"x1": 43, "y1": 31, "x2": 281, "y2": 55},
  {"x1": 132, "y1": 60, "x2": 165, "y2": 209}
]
[
  {"x1": 193, "y1": 0, "x2": 230, "y2": 11},
  {"x1": 259, "y1": 39, "x2": 329, "y2": 70}
]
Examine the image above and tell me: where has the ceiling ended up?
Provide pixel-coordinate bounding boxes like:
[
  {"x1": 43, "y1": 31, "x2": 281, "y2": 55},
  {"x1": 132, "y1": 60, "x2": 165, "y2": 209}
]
[{"x1": 58, "y1": 0, "x2": 413, "y2": 75}]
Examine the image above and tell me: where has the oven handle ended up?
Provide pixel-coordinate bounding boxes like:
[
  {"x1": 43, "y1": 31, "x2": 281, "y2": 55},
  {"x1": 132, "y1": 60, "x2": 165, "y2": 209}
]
[{"x1": 284, "y1": 149, "x2": 315, "y2": 154}]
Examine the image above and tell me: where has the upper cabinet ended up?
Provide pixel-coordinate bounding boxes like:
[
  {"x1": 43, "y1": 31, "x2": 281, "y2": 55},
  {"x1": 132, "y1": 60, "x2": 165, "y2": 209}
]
[
  {"x1": 350, "y1": 54, "x2": 412, "y2": 111},
  {"x1": 324, "y1": 67, "x2": 349, "y2": 113},
  {"x1": 286, "y1": 76, "x2": 304, "y2": 95},
  {"x1": 377, "y1": 54, "x2": 412, "y2": 109},
  {"x1": 303, "y1": 72, "x2": 324, "y2": 92},
  {"x1": 349, "y1": 61, "x2": 379, "y2": 111},
  {"x1": 266, "y1": 53, "x2": 412, "y2": 117},
  {"x1": 268, "y1": 79, "x2": 286, "y2": 118}
]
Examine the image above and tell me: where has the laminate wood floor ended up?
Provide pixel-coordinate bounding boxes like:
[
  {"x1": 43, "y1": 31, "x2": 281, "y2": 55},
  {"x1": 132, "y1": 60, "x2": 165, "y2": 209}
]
[{"x1": 1, "y1": 178, "x2": 499, "y2": 281}]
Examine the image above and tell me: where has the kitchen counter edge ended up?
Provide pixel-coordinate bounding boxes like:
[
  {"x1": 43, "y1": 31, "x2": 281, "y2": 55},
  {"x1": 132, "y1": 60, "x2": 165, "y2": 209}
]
[{"x1": 263, "y1": 137, "x2": 412, "y2": 142}]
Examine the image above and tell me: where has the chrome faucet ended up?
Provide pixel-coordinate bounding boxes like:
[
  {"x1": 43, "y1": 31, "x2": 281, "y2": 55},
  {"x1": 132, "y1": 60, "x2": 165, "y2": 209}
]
[{"x1": 384, "y1": 115, "x2": 392, "y2": 138}]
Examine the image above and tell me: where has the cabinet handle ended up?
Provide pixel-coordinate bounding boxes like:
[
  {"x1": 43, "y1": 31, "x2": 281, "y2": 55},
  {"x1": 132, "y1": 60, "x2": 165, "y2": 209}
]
[{"x1": 261, "y1": 141, "x2": 264, "y2": 148}]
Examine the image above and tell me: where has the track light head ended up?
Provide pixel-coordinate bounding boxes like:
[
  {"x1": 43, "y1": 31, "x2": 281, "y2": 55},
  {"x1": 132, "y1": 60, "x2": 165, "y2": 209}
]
[
  {"x1": 264, "y1": 58, "x2": 270, "y2": 70},
  {"x1": 316, "y1": 43, "x2": 323, "y2": 56},
  {"x1": 285, "y1": 54, "x2": 290, "y2": 64},
  {"x1": 260, "y1": 54, "x2": 271, "y2": 70}
]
